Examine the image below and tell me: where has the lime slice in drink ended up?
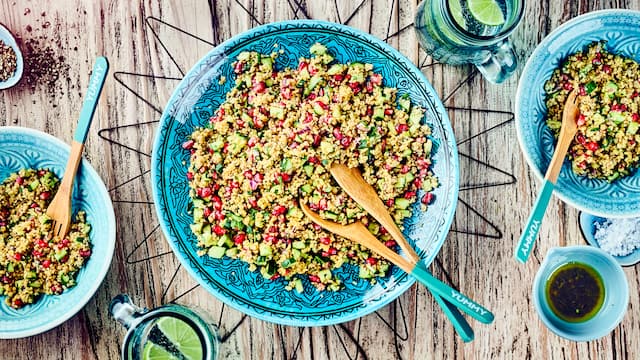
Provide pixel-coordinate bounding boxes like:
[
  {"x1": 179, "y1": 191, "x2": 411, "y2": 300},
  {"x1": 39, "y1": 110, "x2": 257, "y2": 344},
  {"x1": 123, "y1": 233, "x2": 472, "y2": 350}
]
[
  {"x1": 468, "y1": 0, "x2": 506, "y2": 26},
  {"x1": 449, "y1": 0, "x2": 466, "y2": 28},
  {"x1": 157, "y1": 316, "x2": 204, "y2": 360},
  {"x1": 142, "y1": 342, "x2": 179, "y2": 360}
]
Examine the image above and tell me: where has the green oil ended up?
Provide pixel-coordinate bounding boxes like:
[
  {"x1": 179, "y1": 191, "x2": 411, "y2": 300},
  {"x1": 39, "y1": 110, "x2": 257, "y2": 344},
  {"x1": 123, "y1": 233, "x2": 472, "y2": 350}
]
[{"x1": 545, "y1": 262, "x2": 605, "y2": 323}]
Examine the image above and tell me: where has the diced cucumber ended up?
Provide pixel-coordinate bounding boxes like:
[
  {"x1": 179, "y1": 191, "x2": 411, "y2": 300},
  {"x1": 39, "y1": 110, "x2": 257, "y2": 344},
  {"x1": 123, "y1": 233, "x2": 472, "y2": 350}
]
[
  {"x1": 281, "y1": 258, "x2": 295, "y2": 268},
  {"x1": 395, "y1": 176, "x2": 406, "y2": 189},
  {"x1": 292, "y1": 241, "x2": 306, "y2": 249},
  {"x1": 323, "y1": 211, "x2": 338, "y2": 221},
  {"x1": 226, "y1": 248, "x2": 239, "y2": 257},
  {"x1": 398, "y1": 94, "x2": 411, "y2": 112},
  {"x1": 54, "y1": 249, "x2": 68, "y2": 261},
  {"x1": 348, "y1": 62, "x2": 365, "y2": 83},
  {"x1": 26, "y1": 270, "x2": 37, "y2": 279},
  {"x1": 207, "y1": 246, "x2": 227, "y2": 259},
  {"x1": 259, "y1": 243, "x2": 273, "y2": 256},
  {"x1": 373, "y1": 107, "x2": 385, "y2": 120},
  {"x1": 609, "y1": 111, "x2": 625, "y2": 124},
  {"x1": 604, "y1": 81, "x2": 618, "y2": 95},
  {"x1": 327, "y1": 64, "x2": 344, "y2": 75},
  {"x1": 29, "y1": 179, "x2": 39, "y2": 191},
  {"x1": 193, "y1": 208, "x2": 204, "y2": 221},
  {"x1": 292, "y1": 249, "x2": 302, "y2": 260},
  {"x1": 260, "y1": 56, "x2": 273, "y2": 71},
  {"x1": 255, "y1": 256, "x2": 268, "y2": 266},
  {"x1": 319, "y1": 140, "x2": 334, "y2": 154},
  {"x1": 312, "y1": 102, "x2": 325, "y2": 115},
  {"x1": 294, "y1": 278, "x2": 304, "y2": 293},
  {"x1": 281, "y1": 158, "x2": 293, "y2": 172},
  {"x1": 318, "y1": 269, "x2": 332, "y2": 282},
  {"x1": 628, "y1": 121, "x2": 639, "y2": 135},
  {"x1": 300, "y1": 184, "x2": 313, "y2": 194},
  {"x1": 368, "y1": 222, "x2": 380, "y2": 235},
  {"x1": 217, "y1": 234, "x2": 232, "y2": 248},
  {"x1": 409, "y1": 107, "x2": 424, "y2": 125},
  {"x1": 287, "y1": 207, "x2": 303, "y2": 219},
  {"x1": 359, "y1": 266, "x2": 374, "y2": 279},
  {"x1": 201, "y1": 232, "x2": 214, "y2": 247},
  {"x1": 303, "y1": 164, "x2": 314, "y2": 177},
  {"x1": 395, "y1": 198, "x2": 411, "y2": 210},
  {"x1": 305, "y1": 75, "x2": 323, "y2": 96},
  {"x1": 269, "y1": 105, "x2": 285, "y2": 120},
  {"x1": 6, "y1": 263, "x2": 14, "y2": 272},
  {"x1": 209, "y1": 138, "x2": 224, "y2": 151},
  {"x1": 29, "y1": 280, "x2": 42, "y2": 288},
  {"x1": 310, "y1": 43, "x2": 327, "y2": 55}
]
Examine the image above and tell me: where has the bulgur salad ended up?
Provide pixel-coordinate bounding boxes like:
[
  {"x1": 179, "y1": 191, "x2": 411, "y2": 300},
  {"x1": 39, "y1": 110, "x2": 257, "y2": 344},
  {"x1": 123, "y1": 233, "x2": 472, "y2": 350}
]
[
  {"x1": 184, "y1": 43, "x2": 438, "y2": 291},
  {"x1": 0, "y1": 169, "x2": 92, "y2": 308},
  {"x1": 545, "y1": 41, "x2": 640, "y2": 181}
]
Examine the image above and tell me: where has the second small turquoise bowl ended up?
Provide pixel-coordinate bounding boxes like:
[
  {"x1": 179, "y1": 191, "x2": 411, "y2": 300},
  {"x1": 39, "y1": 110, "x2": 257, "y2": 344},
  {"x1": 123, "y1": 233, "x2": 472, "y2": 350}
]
[{"x1": 532, "y1": 245, "x2": 629, "y2": 342}]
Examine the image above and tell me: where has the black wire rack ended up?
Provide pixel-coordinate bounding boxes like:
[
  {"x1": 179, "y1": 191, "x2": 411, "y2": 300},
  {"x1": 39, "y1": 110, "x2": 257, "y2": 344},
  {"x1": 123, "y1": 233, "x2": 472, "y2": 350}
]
[{"x1": 98, "y1": 2, "x2": 517, "y2": 358}]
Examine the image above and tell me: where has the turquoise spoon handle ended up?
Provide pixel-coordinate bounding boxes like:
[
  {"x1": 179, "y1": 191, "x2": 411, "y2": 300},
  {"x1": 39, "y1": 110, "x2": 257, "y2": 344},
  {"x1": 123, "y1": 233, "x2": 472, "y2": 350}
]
[
  {"x1": 416, "y1": 262, "x2": 473, "y2": 342},
  {"x1": 411, "y1": 263, "x2": 494, "y2": 324},
  {"x1": 515, "y1": 179, "x2": 555, "y2": 263},
  {"x1": 74, "y1": 57, "x2": 109, "y2": 144}
]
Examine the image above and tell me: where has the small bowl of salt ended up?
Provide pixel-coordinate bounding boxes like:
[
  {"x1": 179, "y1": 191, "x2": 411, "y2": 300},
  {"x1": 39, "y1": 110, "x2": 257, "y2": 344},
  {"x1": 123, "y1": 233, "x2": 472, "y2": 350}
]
[{"x1": 579, "y1": 212, "x2": 640, "y2": 266}]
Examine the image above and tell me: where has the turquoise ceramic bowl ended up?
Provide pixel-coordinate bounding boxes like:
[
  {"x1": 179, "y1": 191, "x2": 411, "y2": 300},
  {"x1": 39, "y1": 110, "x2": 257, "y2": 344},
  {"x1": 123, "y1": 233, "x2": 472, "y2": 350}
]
[
  {"x1": 152, "y1": 20, "x2": 459, "y2": 326},
  {"x1": 0, "y1": 127, "x2": 116, "y2": 339},
  {"x1": 579, "y1": 212, "x2": 640, "y2": 266},
  {"x1": 0, "y1": 24, "x2": 23, "y2": 90},
  {"x1": 516, "y1": 10, "x2": 640, "y2": 218},
  {"x1": 532, "y1": 246, "x2": 629, "y2": 341}
]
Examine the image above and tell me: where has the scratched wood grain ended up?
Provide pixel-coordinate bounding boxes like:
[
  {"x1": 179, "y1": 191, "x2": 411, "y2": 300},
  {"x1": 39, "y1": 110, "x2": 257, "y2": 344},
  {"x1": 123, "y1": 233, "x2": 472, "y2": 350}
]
[{"x1": 1, "y1": 0, "x2": 640, "y2": 359}]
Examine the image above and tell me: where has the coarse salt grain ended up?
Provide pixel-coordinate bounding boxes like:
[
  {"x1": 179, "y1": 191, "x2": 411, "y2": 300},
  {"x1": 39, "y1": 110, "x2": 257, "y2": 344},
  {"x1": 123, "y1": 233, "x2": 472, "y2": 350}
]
[{"x1": 594, "y1": 217, "x2": 640, "y2": 256}]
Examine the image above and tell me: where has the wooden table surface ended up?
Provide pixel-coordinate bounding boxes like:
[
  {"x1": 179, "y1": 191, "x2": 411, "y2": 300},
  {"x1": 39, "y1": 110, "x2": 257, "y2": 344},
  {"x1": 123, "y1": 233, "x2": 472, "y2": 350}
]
[{"x1": 1, "y1": 0, "x2": 639, "y2": 359}]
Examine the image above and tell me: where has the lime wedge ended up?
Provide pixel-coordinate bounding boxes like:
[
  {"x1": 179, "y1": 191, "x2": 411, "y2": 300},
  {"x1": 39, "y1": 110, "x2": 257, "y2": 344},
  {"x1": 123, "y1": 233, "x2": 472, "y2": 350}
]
[
  {"x1": 449, "y1": 0, "x2": 466, "y2": 28},
  {"x1": 142, "y1": 342, "x2": 179, "y2": 360},
  {"x1": 468, "y1": 0, "x2": 506, "y2": 26},
  {"x1": 156, "y1": 316, "x2": 204, "y2": 360}
]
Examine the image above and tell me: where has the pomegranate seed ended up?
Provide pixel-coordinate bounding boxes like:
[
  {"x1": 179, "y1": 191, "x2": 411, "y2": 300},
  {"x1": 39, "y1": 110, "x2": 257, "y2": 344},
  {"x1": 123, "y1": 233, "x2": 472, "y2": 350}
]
[
  {"x1": 13, "y1": 299, "x2": 23, "y2": 307},
  {"x1": 576, "y1": 133, "x2": 586, "y2": 145},
  {"x1": 333, "y1": 74, "x2": 344, "y2": 82},
  {"x1": 37, "y1": 170, "x2": 46, "y2": 176},
  {"x1": 272, "y1": 205, "x2": 287, "y2": 216},
  {"x1": 298, "y1": 61, "x2": 308, "y2": 71},
  {"x1": 214, "y1": 210, "x2": 225, "y2": 221},
  {"x1": 280, "y1": 173, "x2": 292, "y2": 183},
  {"x1": 308, "y1": 93, "x2": 317, "y2": 100},
  {"x1": 252, "y1": 81, "x2": 266, "y2": 93},
  {"x1": 385, "y1": 240, "x2": 397, "y2": 248},
  {"x1": 2, "y1": 276, "x2": 11, "y2": 284},
  {"x1": 13, "y1": 253, "x2": 21, "y2": 261},
  {"x1": 396, "y1": 123, "x2": 409, "y2": 133},
  {"x1": 340, "y1": 136, "x2": 352, "y2": 148},
  {"x1": 233, "y1": 233, "x2": 246, "y2": 245},
  {"x1": 248, "y1": 137, "x2": 258, "y2": 147},
  {"x1": 37, "y1": 239, "x2": 48, "y2": 248},
  {"x1": 576, "y1": 114, "x2": 586, "y2": 126},
  {"x1": 562, "y1": 82, "x2": 573, "y2": 91},
  {"x1": 400, "y1": 165, "x2": 410, "y2": 174},
  {"x1": 366, "y1": 257, "x2": 378, "y2": 266},
  {"x1": 79, "y1": 249, "x2": 91, "y2": 258},
  {"x1": 328, "y1": 247, "x2": 338, "y2": 255},
  {"x1": 309, "y1": 275, "x2": 321, "y2": 283},
  {"x1": 578, "y1": 85, "x2": 586, "y2": 97},
  {"x1": 312, "y1": 134, "x2": 321, "y2": 147},
  {"x1": 318, "y1": 198, "x2": 328, "y2": 210},
  {"x1": 404, "y1": 191, "x2": 416, "y2": 199},
  {"x1": 309, "y1": 65, "x2": 318, "y2": 75},
  {"x1": 333, "y1": 128, "x2": 343, "y2": 140},
  {"x1": 365, "y1": 81, "x2": 373, "y2": 92},
  {"x1": 15, "y1": 176, "x2": 24, "y2": 185},
  {"x1": 213, "y1": 225, "x2": 225, "y2": 236},
  {"x1": 32, "y1": 250, "x2": 42, "y2": 258},
  {"x1": 386, "y1": 199, "x2": 394, "y2": 207},
  {"x1": 592, "y1": 58, "x2": 601, "y2": 65},
  {"x1": 320, "y1": 237, "x2": 331, "y2": 245},
  {"x1": 422, "y1": 193, "x2": 434, "y2": 205},
  {"x1": 203, "y1": 207, "x2": 212, "y2": 218},
  {"x1": 42, "y1": 260, "x2": 51, "y2": 268},
  {"x1": 39, "y1": 191, "x2": 51, "y2": 200},
  {"x1": 632, "y1": 91, "x2": 639, "y2": 99},
  {"x1": 30, "y1": 202, "x2": 39, "y2": 209},
  {"x1": 234, "y1": 60, "x2": 245, "y2": 74},
  {"x1": 181, "y1": 140, "x2": 195, "y2": 150},
  {"x1": 316, "y1": 101, "x2": 328, "y2": 110},
  {"x1": 281, "y1": 88, "x2": 292, "y2": 100},
  {"x1": 603, "y1": 64, "x2": 611, "y2": 74},
  {"x1": 264, "y1": 234, "x2": 276, "y2": 243},
  {"x1": 586, "y1": 141, "x2": 599, "y2": 152},
  {"x1": 308, "y1": 156, "x2": 320, "y2": 164},
  {"x1": 186, "y1": 172, "x2": 194, "y2": 181},
  {"x1": 270, "y1": 274, "x2": 281, "y2": 280},
  {"x1": 243, "y1": 170, "x2": 253, "y2": 179},
  {"x1": 632, "y1": 113, "x2": 640, "y2": 122},
  {"x1": 366, "y1": 106, "x2": 373, "y2": 116},
  {"x1": 248, "y1": 198, "x2": 258, "y2": 208},
  {"x1": 321, "y1": 250, "x2": 330, "y2": 257},
  {"x1": 384, "y1": 108, "x2": 394, "y2": 116},
  {"x1": 578, "y1": 161, "x2": 587, "y2": 169}
]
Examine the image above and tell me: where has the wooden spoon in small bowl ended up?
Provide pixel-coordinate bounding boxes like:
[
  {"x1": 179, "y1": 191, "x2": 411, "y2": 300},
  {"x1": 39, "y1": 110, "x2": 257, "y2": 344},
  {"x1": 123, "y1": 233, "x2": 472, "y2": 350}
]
[{"x1": 515, "y1": 89, "x2": 580, "y2": 263}]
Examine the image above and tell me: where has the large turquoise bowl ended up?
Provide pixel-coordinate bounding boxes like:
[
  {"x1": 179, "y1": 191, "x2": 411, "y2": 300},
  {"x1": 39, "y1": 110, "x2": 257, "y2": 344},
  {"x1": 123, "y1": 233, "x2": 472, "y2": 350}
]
[
  {"x1": 0, "y1": 127, "x2": 116, "y2": 338},
  {"x1": 152, "y1": 20, "x2": 459, "y2": 326},
  {"x1": 516, "y1": 10, "x2": 640, "y2": 218}
]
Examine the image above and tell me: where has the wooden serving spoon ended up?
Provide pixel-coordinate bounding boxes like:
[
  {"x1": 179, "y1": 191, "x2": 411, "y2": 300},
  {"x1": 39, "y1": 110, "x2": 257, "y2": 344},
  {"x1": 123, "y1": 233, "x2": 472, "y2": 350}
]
[
  {"x1": 515, "y1": 89, "x2": 580, "y2": 263},
  {"x1": 300, "y1": 201, "x2": 494, "y2": 330}
]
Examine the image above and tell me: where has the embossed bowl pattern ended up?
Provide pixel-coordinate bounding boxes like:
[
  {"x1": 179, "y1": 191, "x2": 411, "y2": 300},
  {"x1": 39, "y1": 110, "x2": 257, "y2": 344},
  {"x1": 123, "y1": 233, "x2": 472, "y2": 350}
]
[
  {"x1": 516, "y1": 9, "x2": 640, "y2": 218},
  {"x1": 152, "y1": 20, "x2": 459, "y2": 326},
  {"x1": 0, "y1": 127, "x2": 116, "y2": 339}
]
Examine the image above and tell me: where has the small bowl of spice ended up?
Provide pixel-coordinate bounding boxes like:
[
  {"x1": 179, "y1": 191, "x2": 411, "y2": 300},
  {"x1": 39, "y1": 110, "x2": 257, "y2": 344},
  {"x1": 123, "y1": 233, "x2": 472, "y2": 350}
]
[
  {"x1": 0, "y1": 23, "x2": 23, "y2": 89},
  {"x1": 532, "y1": 245, "x2": 629, "y2": 341},
  {"x1": 579, "y1": 212, "x2": 640, "y2": 266}
]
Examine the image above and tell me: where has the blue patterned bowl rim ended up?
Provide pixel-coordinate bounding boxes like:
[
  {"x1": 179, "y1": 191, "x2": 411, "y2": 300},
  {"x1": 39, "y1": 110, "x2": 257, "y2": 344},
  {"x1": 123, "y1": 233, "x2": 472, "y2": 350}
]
[
  {"x1": 515, "y1": 9, "x2": 640, "y2": 218},
  {"x1": 152, "y1": 20, "x2": 459, "y2": 326},
  {"x1": 0, "y1": 126, "x2": 116, "y2": 339}
]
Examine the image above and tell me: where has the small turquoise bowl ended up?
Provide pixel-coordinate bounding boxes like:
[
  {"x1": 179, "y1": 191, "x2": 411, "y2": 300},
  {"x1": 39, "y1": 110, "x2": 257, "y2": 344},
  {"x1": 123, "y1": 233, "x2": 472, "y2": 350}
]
[
  {"x1": 532, "y1": 246, "x2": 629, "y2": 342},
  {"x1": 579, "y1": 212, "x2": 640, "y2": 267},
  {"x1": 0, "y1": 23, "x2": 24, "y2": 90}
]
